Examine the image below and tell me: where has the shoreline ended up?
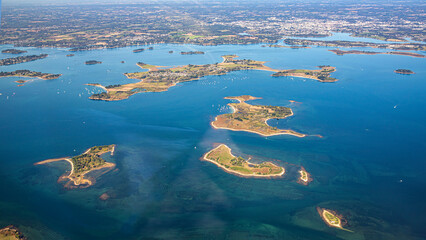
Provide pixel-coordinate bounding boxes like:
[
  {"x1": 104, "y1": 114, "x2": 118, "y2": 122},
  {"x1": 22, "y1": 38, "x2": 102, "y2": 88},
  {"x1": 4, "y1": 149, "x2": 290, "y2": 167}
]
[
  {"x1": 329, "y1": 49, "x2": 425, "y2": 58},
  {"x1": 297, "y1": 166, "x2": 313, "y2": 185},
  {"x1": 202, "y1": 144, "x2": 285, "y2": 178},
  {"x1": 34, "y1": 157, "x2": 75, "y2": 178},
  {"x1": 211, "y1": 97, "x2": 307, "y2": 137},
  {"x1": 88, "y1": 56, "x2": 337, "y2": 101},
  {"x1": 85, "y1": 83, "x2": 107, "y2": 91},
  {"x1": 35, "y1": 145, "x2": 116, "y2": 188},
  {"x1": 316, "y1": 207, "x2": 353, "y2": 232}
]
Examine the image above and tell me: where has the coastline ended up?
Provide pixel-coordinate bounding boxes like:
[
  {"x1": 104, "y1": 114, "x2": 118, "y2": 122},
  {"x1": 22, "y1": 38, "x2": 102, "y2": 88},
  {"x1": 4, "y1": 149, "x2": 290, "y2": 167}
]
[
  {"x1": 316, "y1": 207, "x2": 353, "y2": 232},
  {"x1": 211, "y1": 97, "x2": 306, "y2": 137},
  {"x1": 34, "y1": 145, "x2": 116, "y2": 188},
  {"x1": 297, "y1": 166, "x2": 313, "y2": 185},
  {"x1": 88, "y1": 56, "x2": 337, "y2": 101},
  {"x1": 202, "y1": 144, "x2": 285, "y2": 178}
]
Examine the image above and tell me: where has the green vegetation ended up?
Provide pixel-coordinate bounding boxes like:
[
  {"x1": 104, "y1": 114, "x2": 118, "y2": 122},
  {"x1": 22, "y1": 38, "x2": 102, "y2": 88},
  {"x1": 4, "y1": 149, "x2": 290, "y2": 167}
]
[
  {"x1": 395, "y1": 69, "x2": 414, "y2": 74},
  {"x1": 324, "y1": 211, "x2": 341, "y2": 225},
  {"x1": 0, "y1": 70, "x2": 61, "y2": 80},
  {"x1": 1, "y1": 49, "x2": 27, "y2": 54},
  {"x1": 89, "y1": 55, "x2": 270, "y2": 101},
  {"x1": 204, "y1": 144, "x2": 284, "y2": 177},
  {"x1": 35, "y1": 145, "x2": 116, "y2": 188},
  {"x1": 272, "y1": 66, "x2": 337, "y2": 82},
  {"x1": 0, "y1": 54, "x2": 48, "y2": 66},
  {"x1": 212, "y1": 95, "x2": 305, "y2": 137},
  {"x1": 85, "y1": 60, "x2": 102, "y2": 65},
  {"x1": 71, "y1": 145, "x2": 114, "y2": 174}
]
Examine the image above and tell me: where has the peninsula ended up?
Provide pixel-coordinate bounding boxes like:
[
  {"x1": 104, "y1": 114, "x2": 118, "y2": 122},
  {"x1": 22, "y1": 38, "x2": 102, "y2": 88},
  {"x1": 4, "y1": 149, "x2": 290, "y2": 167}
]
[
  {"x1": 298, "y1": 167, "x2": 313, "y2": 185},
  {"x1": 0, "y1": 54, "x2": 48, "y2": 66},
  {"x1": 88, "y1": 55, "x2": 337, "y2": 101},
  {"x1": 203, "y1": 144, "x2": 284, "y2": 177},
  {"x1": 0, "y1": 70, "x2": 61, "y2": 80},
  {"x1": 35, "y1": 145, "x2": 116, "y2": 188},
  {"x1": 395, "y1": 69, "x2": 415, "y2": 75},
  {"x1": 1, "y1": 49, "x2": 27, "y2": 54},
  {"x1": 317, "y1": 207, "x2": 353, "y2": 232},
  {"x1": 272, "y1": 65, "x2": 337, "y2": 82},
  {"x1": 211, "y1": 95, "x2": 305, "y2": 137},
  {"x1": 329, "y1": 49, "x2": 425, "y2": 58}
]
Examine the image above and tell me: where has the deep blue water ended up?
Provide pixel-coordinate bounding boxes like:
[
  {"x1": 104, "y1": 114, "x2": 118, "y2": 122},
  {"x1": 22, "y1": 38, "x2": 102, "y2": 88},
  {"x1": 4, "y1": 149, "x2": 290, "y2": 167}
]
[{"x1": 0, "y1": 41, "x2": 425, "y2": 240}]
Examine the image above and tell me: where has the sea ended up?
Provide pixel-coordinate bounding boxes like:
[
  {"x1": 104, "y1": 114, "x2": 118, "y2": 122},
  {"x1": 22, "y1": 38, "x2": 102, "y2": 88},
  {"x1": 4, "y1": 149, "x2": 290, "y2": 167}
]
[{"x1": 0, "y1": 33, "x2": 425, "y2": 240}]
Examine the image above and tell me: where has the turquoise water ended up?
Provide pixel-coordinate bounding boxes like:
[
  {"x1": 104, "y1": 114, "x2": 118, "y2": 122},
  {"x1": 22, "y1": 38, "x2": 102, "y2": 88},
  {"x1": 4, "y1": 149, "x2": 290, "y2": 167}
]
[{"x1": 0, "y1": 41, "x2": 425, "y2": 239}]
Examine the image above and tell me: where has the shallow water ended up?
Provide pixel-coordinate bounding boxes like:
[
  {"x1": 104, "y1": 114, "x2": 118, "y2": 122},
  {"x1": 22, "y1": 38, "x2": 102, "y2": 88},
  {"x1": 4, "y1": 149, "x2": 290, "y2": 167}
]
[{"x1": 0, "y1": 40, "x2": 425, "y2": 239}]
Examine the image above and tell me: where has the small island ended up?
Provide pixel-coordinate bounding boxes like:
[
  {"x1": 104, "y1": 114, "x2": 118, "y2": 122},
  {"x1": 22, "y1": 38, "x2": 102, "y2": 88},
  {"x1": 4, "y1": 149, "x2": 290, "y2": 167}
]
[
  {"x1": 85, "y1": 60, "x2": 102, "y2": 65},
  {"x1": 35, "y1": 145, "x2": 116, "y2": 189},
  {"x1": 0, "y1": 225, "x2": 27, "y2": 240},
  {"x1": 14, "y1": 80, "x2": 28, "y2": 84},
  {"x1": 329, "y1": 49, "x2": 425, "y2": 58},
  {"x1": 394, "y1": 69, "x2": 415, "y2": 75},
  {"x1": 1, "y1": 49, "x2": 27, "y2": 54},
  {"x1": 272, "y1": 65, "x2": 337, "y2": 82},
  {"x1": 0, "y1": 54, "x2": 48, "y2": 66},
  {"x1": 203, "y1": 144, "x2": 284, "y2": 177},
  {"x1": 0, "y1": 70, "x2": 61, "y2": 80},
  {"x1": 180, "y1": 51, "x2": 205, "y2": 55},
  {"x1": 133, "y1": 48, "x2": 144, "y2": 53},
  {"x1": 212, "y1": 95, "x2": 305, "y2": 137},
  {"x1": 297, "y1": 167, "x2": 313, "y2": 185},
  {"x1": 317, "y1": 207, "x2": 352, "y2": 232},
  {"x1": 266, "y1": 44, "x2": 310, "y2": 49},
  {"x1": 169, "y1": 50, "x2": 174, "y2": 54},
  {"x1": 88, "y1": 55, "x2": 338, "y2": 101}
]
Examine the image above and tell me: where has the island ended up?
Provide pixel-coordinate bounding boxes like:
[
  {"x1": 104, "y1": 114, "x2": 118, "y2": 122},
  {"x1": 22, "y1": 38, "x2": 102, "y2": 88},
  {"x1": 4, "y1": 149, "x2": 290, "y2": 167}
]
[
  {"x1": 0, "y1": 54, "x2": 48, "y2": 66},
  {"x1": 329, "y1": 49, "x2": 425, "y2": 58},
  {"x1": 203, "y1": 144, "x2": 285, "y2": 177},
  {"x1": 14, "y1": 80, "x2": 28, "y2": 84},
  {"x1": 1, "y1": 49, "x2": 27, "y2": 54},
  {"x1": 85, "y1": 60, "x2": 102, "y2": 65},
  {"x1": 169, "y1": 51, "x2": 174, "y2": 54},
  {"x1": 285, "y1": 38, "x2": 426, "y2": 51},
  {"x1": 34, "y1": 145, "x2": 116, "y2": 189},
  {"x1": 133, "y1": 48, "x2": 144, "y2": 53},
  {"x1": 265, "y1": 44, "x2": 310, "y2": 49},
  {"x1": 88, "y1": 55, "x2": 338, "y2": 101},
  {"x1": 297, "y1": 167, "x2": 313, "y2": 185},
  {"x1": 0, "y1": 70, "x2": 61, "y2": 80},
  {"x1": 272, "y1": 65, "x2": 337, "y2": 82},
  {"x1": 211, "y1": 95, "x2": 306, "y2": 137},
  {"x1": 180, "y1": 51, "x2": 205, "y2": 55},
  {"x1": 395, "y1": 69, "x2": 415, "y2": 74},
  {"x1": 0, "y1": 225, "x2": 27, "y2": 240},
  {"x1": 317, "y1": 207, "x2": 352, "y2": 232}
]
